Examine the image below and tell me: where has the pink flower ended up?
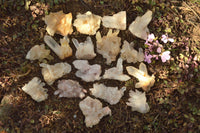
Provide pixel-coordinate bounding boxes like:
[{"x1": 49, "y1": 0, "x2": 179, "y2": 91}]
[
  {"x1": 144, "y1": 53, "x2": 153, "y2": 64},
  {"x1": 160, "y1": 51, "x2": 171, "y2": 62},
  {"x1": 147, "y1": 33, "x2": 155, "y2": 43},
  {"x1": 161, "y1": 35, "x2": 174, "y2": 43},
  {"x1": 157, "y1": 47, "x2": 162, "y2": 53}
]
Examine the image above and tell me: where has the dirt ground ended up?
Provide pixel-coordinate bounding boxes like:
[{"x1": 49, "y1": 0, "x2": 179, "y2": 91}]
[{"x1": 0, "y1": 0, "x2": 200, "y2": 132}]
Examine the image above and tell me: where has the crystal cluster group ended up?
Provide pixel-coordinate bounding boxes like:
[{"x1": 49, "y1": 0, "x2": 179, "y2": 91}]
[{"x1": 23, "y1": 10, "x2": 155, "y2": 127}]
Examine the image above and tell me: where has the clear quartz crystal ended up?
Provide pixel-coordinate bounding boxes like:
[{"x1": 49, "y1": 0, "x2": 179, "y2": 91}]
[
  {"x1": 126, "y1": 90, "x2": 150, "y2": 113},
  {"x1": 72, "y1": 36, "x2": 96, "y2": 59},
  {"x1": 129, "y1": 10, "x2": 152, "y2": 40},
  {"x1": 44, "y1": 35, "x2": 72, "y2": 60},
  {"x1": 73, "y1": 60, "x2": 101, "y2": 82},
  {"x1": 102, "y1": 11, "x2": 126, "y2": 30},
  {"x1": 40, "y1": 62, "x2": 71, "y2": 85},
  {"x1": 120, "y1": 40, "x2": 144, "y2": 63},
  {"x1": 73, "y1": 11, "x2": 102, "y2": 35},
  {"x1": 26, "y1": 44, "x2": 50, "y2": 61},
  {"x1": 22, "y1": 77, "x2": 48, "y2": 102},
  {"x1": 103, "y1": 58, "x2": 130, "y2": 81},
  {"x1": 54, "y1": 79, "x2": 86, "y2": 98},
  {"x1": 79, "y1": 96, "x2": 111, "y2": 127},
  {"x1": 96, "y1": 29, "x2": 121, "y2": 64},
  {"x1": 90, "y1": 83, "x2": 126, "y2": 105},
  {"x1": 126, "y1": 62, "x2": 155, "y2": 91},
  {"x1": 43, "y1": 11, "x2": 73, "y2": 36}
]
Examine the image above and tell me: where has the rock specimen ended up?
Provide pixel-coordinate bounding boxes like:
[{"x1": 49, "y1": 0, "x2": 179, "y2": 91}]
[
  {"x1": 54, "y1": 79, "x2": 87, "y2": 98},
  {"x1": 73, "y1": 60, "x2": 101, "y2": 82},
  {"x1": 22, "y1": 77, "x2": 48, "y2": 102},
  {"x1": 79, "y1": 96, "x2": 111, "y2": 127},
  {"x1": 120, "y1": 40, "x2": 144, "y2": 63},
  {"x1": 90, "y1": 83, "x2": 126, "y2": 105},
  {"x1": 129, "y1": 10, "x2": 152, "y2": 40},
  {"x1": 26, "y1": 44, "x2": 50, "y2": 61},
  {"x1": 96, "y1": 29, "x2": 121, "y2": 64},
  {"x1": 43, "y1": 11, "x2": 73, "y2": 36},
  {"x1": 103, "y1": 58, "x2": 130, "y2": 81},
  {"x1": 126, "y1": 62, "x2": 155, "y2": 91},
  {"x1": 102, "y1": 11, "x2": 126, "y2": 30},
  {"x1": 40, "y1": 62, "x2": 71, "y2": 85},
  {"x1": 126, "y1": 90, "x2": 150, "y2": 113},
  {"x1": 44, "y1": 35, "x2": 72, "y2": 60},
  {"x1": 72, "y1": 36, "x2": 96, "y2": 59},
  {"x1": 73, "y1": 11, "x2": 102, "y2": 35}
]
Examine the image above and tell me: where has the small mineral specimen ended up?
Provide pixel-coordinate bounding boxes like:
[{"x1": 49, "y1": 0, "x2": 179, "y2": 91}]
[
  {"x1": 72, "y1": 36, "x2": 96, "y2": 59},
  {"x1": 40, "y1": 62, "x2": 71, "y2": 85},
  {"x1": 129, "y1": 10, "x2": 152, "y2": 40},
  {"x1": 26, "y1": 44, "x2": 50, "y2": 61},
  {"x1": 103, "y1": 58, "x2": 130, "y2": 81},
  {"x1": 44, "y1": 35, "x2": 72, "y2": 60},
  {"x1": 126, "y1": 90, "x2": 150, "y2": 113},
  {"x1": 73, "y1": 11, "x2": 102, "y2": 35},
  {"x1": 126, "y1": 62, "x2": 155, "y2": 91},
  {"x1": 54, "y1": 79, "x2": 87, "y2": 98},
  {"x1": 73, "y1": 60, "x2": 101, "y2": 82},
  {"x1": 44, "y1": 11, "x2": 73, "y2": 36},
  {"x1": 102, "y1": 11, "x2": 126, "y2": 30},
  {"x1": 79, "y1": 96, "x2": 111, "y2": 127},
  {"x1": 96, "y1": 29, "x2": 121, "y2": 64},
  {"x1": 90, "y1": 83, "x2": 126, "y2": 105},
  {"x1": 120, "y1": 40, "x2": 144, "y2": 63},
  {"x1": 22, "y1": 77, "x2": 48, "y2": 102}
]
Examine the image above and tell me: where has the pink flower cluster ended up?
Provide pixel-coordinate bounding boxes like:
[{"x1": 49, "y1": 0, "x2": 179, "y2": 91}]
[{"x1": 144, "y1": 33, "x2": 174, "y2": 64}]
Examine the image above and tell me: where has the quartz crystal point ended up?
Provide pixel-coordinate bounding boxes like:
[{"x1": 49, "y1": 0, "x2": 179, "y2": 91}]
[
  {"x1": 73, "y1": 11, "x2": 102, "y2": 35},
  {"x1": 96, "y1": 29, "x2": 121, "y2": 64},
  {"x1": 44, "y1": 11, "x2": 73, "y2": 36},
  {"x1": 40, "y1": 62, "x2": 71, "y2": 85},
  {"x1": 79, "y1": 96, "x2": 111, "y2": 127},
  {"x1": 54, "y1": 79, "x2": 86, "y2": 98},
  {"x1": 120, "y1": 40, "x2": 144, "y2": 63},
  {"x1": 26, "y1": 44, "x2": 50, "y2": 61},
  {"x1": 126, "y1": 63, "x2": 155, "y2": 91},
  {"x1": 72, "y1": 36, "x2": 96, "y2": 59},
  {"x1": 90, "y1": 83, "x2": 126, "y2": 105},
  {"x1": 73, "y1": 60, "x2": 101, "y2": 82},
  {"x1": 22, "y1": 77, "x2": 48, "y2": 102},
  {"x1": 102, "y1": 11, "x2": 126, "y2": 30},
  {"x1": 103, "y1": 58, "x2": 130, "y2": 81},
  {"x1": 129, "y1": 10, "x2": 152, "y2": 40},
  {"x1": 126, "y1": 90, "x2": 150, "y2": 113},
  {"x1": 44, "y1": 35, "x2": 72, "y2": 60}
]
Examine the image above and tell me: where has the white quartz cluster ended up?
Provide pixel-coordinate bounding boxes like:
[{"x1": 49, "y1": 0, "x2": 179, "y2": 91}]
[
  {"x1": 103, "y1": 58, "x2": 130, "y2": 81},
  {"x1": 120, "y1": 40, "x2": 144, "y2": 63},
  {"x1": 72, "y1": 36, "x2": 96, "y2": 59},
  {"x1": 40, "y1": 62, "x2": 71, "y2": 85},
  {"x1": 54, "y1": 79, "x2": 86, "y2": 98},
  {"x1": 129, "y1": 10, "x2": 152, "y2": 40},
  {"x1": 44, "y1": 35, "x2": 72, "y2": 60},
  {"x1": 26, "y1": 44, "x2": 50, "y2": 61},
  {"x1": 126, "y1": 90, "x2": 149, "y2": 113},
  {"x1": 90, "y1": 83, "x2": 126, "y2": 105},
  {"x1": 22, "y1": 77, "x2": 48, "y2": 102},
  {"x1": 102, "y1": 11, "x2": 126, "y2": 30},
  {"x1": 96, "y1": 29, "x2": 121, "y2": 64},
  {"x1": 126, "y1": 62, "x2": 155, "y2": 91},
  {"x1": 73, "y1": 60, "x2": 101, "y2": 82},
  {"x1": 73, "y1": 11, "x2": 102, "y2": 35},
  {"x1": 79, "y1": 96, "x2": 111, "y2": 127}
]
